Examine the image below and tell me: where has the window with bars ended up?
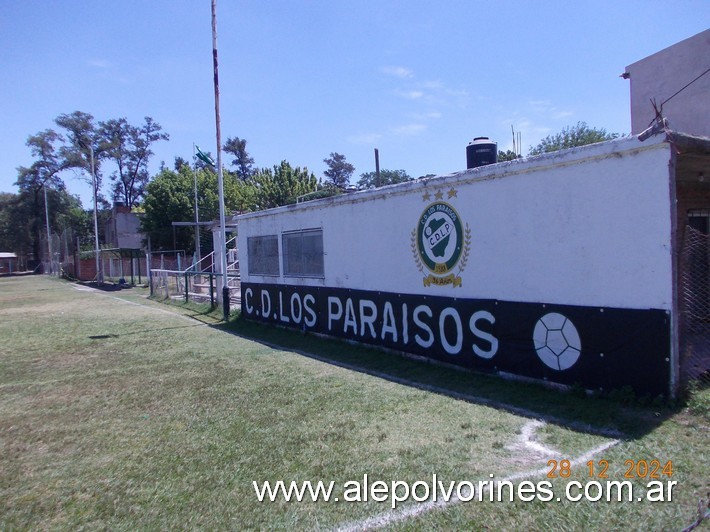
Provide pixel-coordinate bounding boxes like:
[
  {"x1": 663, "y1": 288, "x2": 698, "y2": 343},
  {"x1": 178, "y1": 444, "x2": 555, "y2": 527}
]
[
  {"x1": 282, "y1": 229, "x2": 324, "y2": 277},
  {"x1": 247, "y1": 235, "x2": 280, "y2": 276},
  {"x1": 688, "y1": 209, "x2": 710, "y2": 234}
]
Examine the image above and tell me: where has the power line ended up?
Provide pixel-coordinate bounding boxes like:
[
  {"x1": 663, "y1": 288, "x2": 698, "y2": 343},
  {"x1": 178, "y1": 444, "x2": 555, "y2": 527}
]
[{"x1": 662, "y1": 67, "x2": 710, "y2": 107}]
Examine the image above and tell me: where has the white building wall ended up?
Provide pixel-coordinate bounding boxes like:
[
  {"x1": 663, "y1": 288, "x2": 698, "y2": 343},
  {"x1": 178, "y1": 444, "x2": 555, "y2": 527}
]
[{"x1": 239, "y1": 136, "x2": 673, "y2": 311}]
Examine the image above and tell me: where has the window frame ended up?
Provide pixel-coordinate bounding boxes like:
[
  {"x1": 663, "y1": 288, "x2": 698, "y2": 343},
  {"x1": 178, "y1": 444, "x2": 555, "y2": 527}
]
[
  {"x1": 247, "y1": 234, "x2": 280, "y2": 276},
  {"x1": 281, "y1": 228, "x2": 325, "y2": 278}
]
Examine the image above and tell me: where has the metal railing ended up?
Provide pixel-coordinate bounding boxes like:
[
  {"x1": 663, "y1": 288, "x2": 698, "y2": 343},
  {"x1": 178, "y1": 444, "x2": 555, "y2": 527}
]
[{"x1": 150, "y1": 236, "x2": 240, "y2": 306}]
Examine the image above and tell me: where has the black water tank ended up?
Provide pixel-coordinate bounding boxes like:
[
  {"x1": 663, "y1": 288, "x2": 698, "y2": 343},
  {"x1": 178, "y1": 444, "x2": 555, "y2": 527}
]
[{"x1": 466, "y1": 137, "x2": 498, "y2": 169}]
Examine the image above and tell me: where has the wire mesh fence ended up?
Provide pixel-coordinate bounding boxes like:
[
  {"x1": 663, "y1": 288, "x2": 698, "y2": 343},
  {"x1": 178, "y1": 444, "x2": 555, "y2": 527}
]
[
  {"x1": 39, "y1": 228, "x2": 76, "y2": 277},
  {"x1": 679, "y1": 225, "x2": 710, "y2": 387}
]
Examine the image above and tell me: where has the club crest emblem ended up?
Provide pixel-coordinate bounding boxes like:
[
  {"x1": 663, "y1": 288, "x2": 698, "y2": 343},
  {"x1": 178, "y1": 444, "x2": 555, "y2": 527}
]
[{"x1": 411, "y1": 189, "x2": 471, "y2": 287}]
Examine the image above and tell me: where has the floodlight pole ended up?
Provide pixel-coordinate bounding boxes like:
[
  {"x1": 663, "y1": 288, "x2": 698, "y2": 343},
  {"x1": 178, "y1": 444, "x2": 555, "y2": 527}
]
[
  {"x1": 43, "y1": 184, "x2": 52, "y2": 274},
  {"x1": 88, "y1": 143, "x2": 102, "y2": 284},
  {"x1": 211, "y1": 0, "x2": 229, "y2": 320},
  {"x1": 192, "y1": 144, "x2": 202, "y2": 269}
]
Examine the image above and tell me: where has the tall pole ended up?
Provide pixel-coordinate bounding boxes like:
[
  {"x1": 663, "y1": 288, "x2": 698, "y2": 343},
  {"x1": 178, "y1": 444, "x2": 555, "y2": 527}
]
[
  {"x1": 192, "y1": 144, "x2": 201, "y2": 269},
  {"x1": 211, "y1": 0, "x2": 229, "y2": 319},
  {"x1": 374, "y1": 148, "x2": 381, "y2": 188},
  {"x1": 43, "y1": 184, "x2": 52, "y2": 275},
  {"x1": 89, "y1": 144, "x2": 101, "y2": 284}
]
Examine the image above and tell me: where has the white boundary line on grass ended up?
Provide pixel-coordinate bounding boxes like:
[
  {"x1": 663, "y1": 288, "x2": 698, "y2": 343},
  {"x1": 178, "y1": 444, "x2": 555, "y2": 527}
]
[
  {"x1": 266, "y1": 342, "x2": 626, "y2": 440},
  {"x1": 71, "y1": 283, "x2": 204, "y2": 323},
  {"x1": 335, "y1": 437, "x2": 621, "y2": 532}
]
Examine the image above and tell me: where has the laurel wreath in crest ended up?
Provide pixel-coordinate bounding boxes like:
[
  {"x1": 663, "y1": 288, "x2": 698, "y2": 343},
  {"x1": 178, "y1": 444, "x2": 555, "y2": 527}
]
[
  {"x1": 411, "y1": 223, "x2": 472, "y2": 278},
  {"x1": 410, "y1": 228, "x2": 425, "y2": 274},
  {"x1": 457, "y1": 224, "x2": 472, "y2": 275}
]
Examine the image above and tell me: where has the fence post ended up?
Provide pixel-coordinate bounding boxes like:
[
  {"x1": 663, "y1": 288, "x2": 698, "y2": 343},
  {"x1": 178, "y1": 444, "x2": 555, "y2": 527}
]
[
  {"x1": 185, "y1": 271, "x2": 189, "y2": 303},
  {"x1": 147, "y1": 252, "x2": 153, "y2": 296},
  {"x1": 209, "y1": 274, "x2": 214, "y2": 307}
]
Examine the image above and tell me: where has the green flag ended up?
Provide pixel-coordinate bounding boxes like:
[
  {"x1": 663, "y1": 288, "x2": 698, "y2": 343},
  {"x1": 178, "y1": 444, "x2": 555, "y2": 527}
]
[{"x1": 195, "y1": 145, "x2": 215, "y2": 167}]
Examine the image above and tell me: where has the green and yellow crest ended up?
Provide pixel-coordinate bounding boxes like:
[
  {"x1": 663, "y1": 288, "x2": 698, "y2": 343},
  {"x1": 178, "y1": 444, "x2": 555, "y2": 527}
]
[{"x1": 411, "y1": 188, "x2": 471, "y2": 287}]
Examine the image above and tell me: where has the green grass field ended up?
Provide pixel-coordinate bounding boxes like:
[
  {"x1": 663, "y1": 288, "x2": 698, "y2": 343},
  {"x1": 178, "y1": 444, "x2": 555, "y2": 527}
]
[{"x1": 0, "y1": 276, "x2": 707, "y2": 530}]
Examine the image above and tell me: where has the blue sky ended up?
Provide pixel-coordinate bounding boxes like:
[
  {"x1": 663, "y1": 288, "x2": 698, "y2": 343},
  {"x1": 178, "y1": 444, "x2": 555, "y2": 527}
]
[{"x1": 1, "y1": 1, "x2": 707, "y2": 207}]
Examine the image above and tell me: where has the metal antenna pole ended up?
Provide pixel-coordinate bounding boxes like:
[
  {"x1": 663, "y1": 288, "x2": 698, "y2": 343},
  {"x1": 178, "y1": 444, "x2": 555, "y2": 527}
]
[
  {"x1": 211, "y1": 0, "x2": 229, "y2": 319},
  {"x1": 375, "y1": 148, "x2": 380, "y2": 188}
]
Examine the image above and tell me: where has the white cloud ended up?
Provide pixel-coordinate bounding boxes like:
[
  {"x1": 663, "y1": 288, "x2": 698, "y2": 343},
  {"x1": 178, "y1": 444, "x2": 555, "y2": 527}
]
[
  {"x1": 347, "y1": 132, "x2": 383, "y2": 144},
  {"x1": 420, "y1": 80, "x2": 444, "y2": 90},
  {"x1": 528, "y1": 99, "x2": 573, "y2": 119},
  {"x1": 381, "y1": 65, "x2": 413, "y2": 79},
  {"x1": 411, "y1": 111, "x2": 442, "y2": 120},
  {"x1": 395, "y1": 89, "x2": 425, "y2": 100},
  {"x1": 88, "y1": 59, "x2": 111, "y2": 69},
  {"x1": 391, "y1": 123, "x2": 427, "y2": 136}
]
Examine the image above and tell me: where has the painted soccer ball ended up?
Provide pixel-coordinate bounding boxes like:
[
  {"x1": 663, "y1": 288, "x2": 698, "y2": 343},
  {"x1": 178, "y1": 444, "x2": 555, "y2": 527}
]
[{"x1": 533, "y1": 313, "x2": 582, "y2": 371}]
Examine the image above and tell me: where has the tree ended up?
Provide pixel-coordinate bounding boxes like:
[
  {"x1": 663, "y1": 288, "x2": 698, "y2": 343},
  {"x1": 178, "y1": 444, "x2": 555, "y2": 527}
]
[
  {"x1": 13, "y1": 129, "x2": 70, "y2": 264},
  {"x1": 140, "y1": 165, "x2": 251, "y2": 251},
  {"x1": 100, "y1": 116, "x2": 169, "y2": 208},
  {"x1": 249, "y1": 161, "x2": 319, "y2": 210},
  {"x1": 141, "y1": 167, "x2": 195, "y2": 250},
  {"x1": 356, "y1": 169, "x2": 412, "y2": 189},
  {"x1": 528, "y1": 122, "x2": 620, "y2": 156},
  {"x1": 0, "y1": 192, "x2": 32, "y2": 259},
  {"x1": 323, "y1": 152, "x2": 354, "y2": 188},
  {"x1": 174, "y1": 157, "x2": 190, "y2": 171},
  {"x1": 498, "y1": 150, "x2": 521, "y2": 162},
  {"x1": 2, "y1": 181, "x2": 91, "y2": 268},
  {"x1": 54, "y1": 111, "x2": 106, "y2": 200},
  {"x1": 223, "y1": 136, "x2": 255, "y2": 180}
]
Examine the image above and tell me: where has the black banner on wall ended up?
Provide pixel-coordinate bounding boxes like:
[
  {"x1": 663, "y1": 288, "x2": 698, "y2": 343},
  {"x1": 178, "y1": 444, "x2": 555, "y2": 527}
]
[{"x1": 241, "y1": 283, "x2": 671, "y2": 396}]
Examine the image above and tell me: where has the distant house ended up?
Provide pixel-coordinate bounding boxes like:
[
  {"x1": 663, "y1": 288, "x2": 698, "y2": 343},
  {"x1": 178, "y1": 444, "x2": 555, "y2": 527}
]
[
  {"x1": 0, "y1": 252, "x2": 17, "y2": 274},
  {"x1": 105, "y1": 202, "x2": 144, "y2": 250}
]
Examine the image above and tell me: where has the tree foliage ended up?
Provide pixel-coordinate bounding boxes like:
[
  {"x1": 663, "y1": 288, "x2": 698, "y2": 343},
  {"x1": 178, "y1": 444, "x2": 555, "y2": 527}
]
[
  {"x1": 0, "y1": 186, "x2": 90, "y2": 264},
  {"x1": 140, "y1": 165, "x2": 252, "y2": 251},
  {"x1": 0, "y1": 192, "x2": 32, "y2": 258},
  {"x1": 173, "y1": 157, "x2": 190, "y2": 171},
  {"x1": 5, "y1": 111, "x2": 169, "y2": 262},
  {"x1": 323, "y1": 152, "x2": 354, "y2": 188},
  {"x1": 54, "y1": 111, "x2": 168, "y2": 208},
  {"x1": 141, "y1": 157, "x2": 319, "y2": 250},
  {"x1": 100, "y1": 116, "x2": 169, "y2": 208},
  {"x1": 248, "y1": 161, "x2": 319, "y2": 210},
  {"x1": 54, "y1": 111, "x2": 106, "y2": 200},
  {"x1": 497, "y1": 150, "x2": 521, "y2": 162},
  {"x1": 13, "y1": 130, "x2": 73, "y2": 262},
  {"x1": 356, "y1": 169, "x2": 412, "y2": 189},
  {"x1": 141, "y1": 167, "x2": 195, "y2": 250},
  {"x1": 528, "y1": 122, "x2": 620, "y2": 156},
  {"x1": 223, "y1": 136, "x2": 255, "y2": 180}
]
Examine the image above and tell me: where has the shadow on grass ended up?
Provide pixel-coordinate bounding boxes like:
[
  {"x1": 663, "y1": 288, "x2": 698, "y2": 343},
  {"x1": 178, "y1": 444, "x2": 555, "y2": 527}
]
[
  {"x1": 213, "y1": 315, "x2": 680, "y2": 440},
  {"x1": 87, "y1": 323, "x2": 208, "y2": 339},
  {"x1": 79, "y1": 281, "x2": 134, "y2": 292}
]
